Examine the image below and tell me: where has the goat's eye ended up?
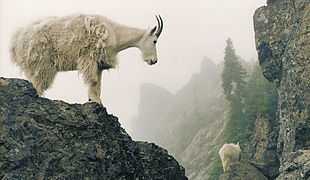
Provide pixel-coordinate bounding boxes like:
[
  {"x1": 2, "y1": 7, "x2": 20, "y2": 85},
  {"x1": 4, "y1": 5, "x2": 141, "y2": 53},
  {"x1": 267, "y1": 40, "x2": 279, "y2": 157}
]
[{"x1": 153, "y1": 40, "x2": 157, "y2": 44}]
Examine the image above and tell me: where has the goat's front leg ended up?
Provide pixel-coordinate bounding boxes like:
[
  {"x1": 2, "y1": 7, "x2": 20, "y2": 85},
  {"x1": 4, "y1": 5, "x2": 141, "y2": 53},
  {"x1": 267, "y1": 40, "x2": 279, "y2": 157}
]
[
  {"x1": 78, "y1": 56, "x2": 104, "y2": 104},
  {"x1": 88, "y1": 70, "x2": 102, "y2": 104}
]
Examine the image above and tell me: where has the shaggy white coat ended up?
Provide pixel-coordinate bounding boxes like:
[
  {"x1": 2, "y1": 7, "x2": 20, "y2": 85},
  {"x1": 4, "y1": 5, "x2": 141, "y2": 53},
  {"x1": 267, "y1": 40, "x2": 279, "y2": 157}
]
[
  {"x1": 10, "y1": 14, "x2": 159, "y2": 103},
  {"x1": 218, "y1": 143, "x2": 241, "y2": 172}
]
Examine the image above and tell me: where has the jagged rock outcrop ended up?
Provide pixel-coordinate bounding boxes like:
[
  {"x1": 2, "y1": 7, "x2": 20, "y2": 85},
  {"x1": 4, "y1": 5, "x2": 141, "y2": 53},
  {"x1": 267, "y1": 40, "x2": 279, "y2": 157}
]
[
  {"x1": 254, "y1": 0, "x2": 310, "y2": 179},
  {"x1": 0, "y1": 77, "x2": 187, "y2": 180},
  {"x1": 180, "y1": 123, "x2": 225, "y2": 180},
  {"x1": 131, "y1": 83, "x2": 174, "y2": 144},
  {"x1": 219, "y1": 161, "x2": 268, "y2": 180}
]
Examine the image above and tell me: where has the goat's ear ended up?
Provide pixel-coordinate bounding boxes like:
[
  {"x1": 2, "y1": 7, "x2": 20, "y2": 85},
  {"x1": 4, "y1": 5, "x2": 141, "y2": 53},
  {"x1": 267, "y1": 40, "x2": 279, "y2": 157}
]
[{"x1": 149, "y1": 26, "x2": 157, "y2": 35}]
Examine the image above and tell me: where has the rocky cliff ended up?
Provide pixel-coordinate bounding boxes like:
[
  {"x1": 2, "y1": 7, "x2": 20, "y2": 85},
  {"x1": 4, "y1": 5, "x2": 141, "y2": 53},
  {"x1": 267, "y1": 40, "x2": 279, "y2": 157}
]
[
  {"x1": 0, "y1": 77, "x2": 187, "y2": 180},
  {"x1": 254, "y1": 0, "x2": 310, "y2": 179}
]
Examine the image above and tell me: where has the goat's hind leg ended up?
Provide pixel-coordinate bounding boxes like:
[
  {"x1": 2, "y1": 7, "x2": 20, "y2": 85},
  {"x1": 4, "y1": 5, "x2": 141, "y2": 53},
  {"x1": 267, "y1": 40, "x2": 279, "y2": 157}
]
[
  {"x1": 86, "y1": 70, "x2": 102, "y2": 104},
  {"x1": 24, "y1": 40, "x2": 57, "y2": 96},
  {"x1": 31, "y1": 67, "x2": 57, "y2": 96},
  {"x1": 78, "y1": 56, "x2": 103, "y2": 104}
]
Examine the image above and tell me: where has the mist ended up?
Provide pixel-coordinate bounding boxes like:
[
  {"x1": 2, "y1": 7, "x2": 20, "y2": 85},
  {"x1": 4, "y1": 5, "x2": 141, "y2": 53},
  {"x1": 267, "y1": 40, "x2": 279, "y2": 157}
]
[{"x1": 0, "y1": 0, "x2": 265, "y2": 135}]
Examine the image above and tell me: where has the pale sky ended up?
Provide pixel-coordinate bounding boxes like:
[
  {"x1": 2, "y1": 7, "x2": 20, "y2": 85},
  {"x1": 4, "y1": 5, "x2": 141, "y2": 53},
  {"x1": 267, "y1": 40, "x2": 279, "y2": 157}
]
[{"x1": 0, "y1": 0, "x2": 266, "y2": 136}]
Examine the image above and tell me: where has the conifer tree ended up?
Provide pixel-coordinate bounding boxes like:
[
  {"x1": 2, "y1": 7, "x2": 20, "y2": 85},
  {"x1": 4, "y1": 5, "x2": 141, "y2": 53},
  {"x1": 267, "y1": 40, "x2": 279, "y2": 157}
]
[
  {"x1": 222, "y1": 38, "x2": 246, "y2": 101},
  {"x1": 221, "y1": 38, "x2": 247, "y2": 142}
]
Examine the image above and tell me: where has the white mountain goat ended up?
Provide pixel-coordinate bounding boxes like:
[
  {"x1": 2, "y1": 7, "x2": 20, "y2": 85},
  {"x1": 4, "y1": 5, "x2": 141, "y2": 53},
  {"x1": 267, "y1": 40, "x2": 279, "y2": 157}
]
[
  {"x1": 10, "y1": 14, "x2": 164, "y2": 103},
  {"x1": 219, "y1": 143, "x2": 241, "y2": 172}
]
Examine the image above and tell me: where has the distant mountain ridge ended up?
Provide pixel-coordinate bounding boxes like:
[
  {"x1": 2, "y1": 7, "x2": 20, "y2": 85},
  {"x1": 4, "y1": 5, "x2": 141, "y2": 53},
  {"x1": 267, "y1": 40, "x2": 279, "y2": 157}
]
[{"x1": 132, "y1": 58, "x2": 227, "y2": 179}]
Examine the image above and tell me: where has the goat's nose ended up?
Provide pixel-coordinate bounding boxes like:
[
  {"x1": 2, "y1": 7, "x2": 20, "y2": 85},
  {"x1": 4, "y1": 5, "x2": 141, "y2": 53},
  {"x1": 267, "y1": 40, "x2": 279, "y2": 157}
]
[{"x1": 151, "y1": 59, "x2": 158, "y2": 65}]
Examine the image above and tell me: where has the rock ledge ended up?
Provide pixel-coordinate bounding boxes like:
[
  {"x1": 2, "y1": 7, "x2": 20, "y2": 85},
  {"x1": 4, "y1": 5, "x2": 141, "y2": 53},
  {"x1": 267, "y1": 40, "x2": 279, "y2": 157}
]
[{"x1": 0, "y1": 77, "x2": 187, "y2": 180}]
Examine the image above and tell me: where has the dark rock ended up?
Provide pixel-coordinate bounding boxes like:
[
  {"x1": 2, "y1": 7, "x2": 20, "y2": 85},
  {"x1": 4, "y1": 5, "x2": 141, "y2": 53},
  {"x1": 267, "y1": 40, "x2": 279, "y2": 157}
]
[
  {"x1": 254, "y1": 0, "x2": 310, "y2": 179},
  {"x1": 250, "y1": 115, "x2": 280, "y2": 179},
  {"x1": 219, "y1": 161, "x2": 268, "y2": 180},
  {"x1": 257, "y1": 42, "x2": 282, "y2": 83},
  {"x1": 277, "y1": 150, "x2": 310, "y2": 179},
  {"x1": 0, "y1": 77, "x2": 187, "y2": 180}
]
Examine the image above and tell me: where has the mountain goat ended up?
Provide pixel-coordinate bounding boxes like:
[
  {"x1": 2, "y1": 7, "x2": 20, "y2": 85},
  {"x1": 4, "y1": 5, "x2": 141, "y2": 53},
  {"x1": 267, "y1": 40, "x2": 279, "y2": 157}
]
[
  {"x1": 219, "y1": 143, "x2": 241, "y2": 172},
  {"x1": 10, "y1": 14, "x2": 164, "y2": 103}
]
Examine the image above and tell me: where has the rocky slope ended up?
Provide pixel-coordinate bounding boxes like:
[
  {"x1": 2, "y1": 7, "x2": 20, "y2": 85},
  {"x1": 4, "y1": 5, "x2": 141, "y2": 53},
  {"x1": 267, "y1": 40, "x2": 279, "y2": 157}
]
[
  {"x1": 219, "y1": 161, "x2": 268, "y2": 180},
  {"x1": 219, "y1": 109, "x2": 279, "y2": 180},
  {"x1": 254, "y1": 0, "x2": 310, "y2": 179},
  {"x1": 0, "y1": 77, "x2": 187, "y2": 180}
]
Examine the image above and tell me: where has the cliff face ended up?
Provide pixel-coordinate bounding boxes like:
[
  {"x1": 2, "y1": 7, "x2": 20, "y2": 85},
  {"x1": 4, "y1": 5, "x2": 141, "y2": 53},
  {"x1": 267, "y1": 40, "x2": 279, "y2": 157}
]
[
  {"x1": 0, "y1": 78, "x2": 187, "y2": 180},
  {"x1": 250, "y1": 115, "x2": 279, "y2": 178},
  {"x1": 254, "y1": 0, "x2": 310, "y2": 179}
]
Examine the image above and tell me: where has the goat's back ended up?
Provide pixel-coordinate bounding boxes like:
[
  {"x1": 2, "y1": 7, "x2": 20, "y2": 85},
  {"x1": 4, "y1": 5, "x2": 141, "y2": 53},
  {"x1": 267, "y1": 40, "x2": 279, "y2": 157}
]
[
  {"x1": 219, "y1": 143, "x2": 241, "y2": 161},
  {"x1": 10, "y1": 14, "x2": 112, "y2": 71}
]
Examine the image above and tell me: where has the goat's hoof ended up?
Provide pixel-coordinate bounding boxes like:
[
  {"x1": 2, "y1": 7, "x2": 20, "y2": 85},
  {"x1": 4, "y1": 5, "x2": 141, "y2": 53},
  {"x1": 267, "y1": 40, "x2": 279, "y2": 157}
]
[{"x1": 88, "y1": 98, "x2": 103, "y2": 105}]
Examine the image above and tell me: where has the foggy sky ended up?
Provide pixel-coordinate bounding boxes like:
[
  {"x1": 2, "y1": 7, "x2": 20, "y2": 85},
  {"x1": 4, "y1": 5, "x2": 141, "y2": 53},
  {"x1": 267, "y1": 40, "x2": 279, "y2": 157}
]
[{"x1": 0, "y1": 0, "x2": 266, "y2": 135}]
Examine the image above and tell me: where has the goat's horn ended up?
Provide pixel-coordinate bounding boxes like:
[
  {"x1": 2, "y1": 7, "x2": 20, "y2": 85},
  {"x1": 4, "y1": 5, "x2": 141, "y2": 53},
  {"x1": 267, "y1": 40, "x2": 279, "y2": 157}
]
[{"x1": 155, "y1": 15, "x2": 163, "y2": 38}]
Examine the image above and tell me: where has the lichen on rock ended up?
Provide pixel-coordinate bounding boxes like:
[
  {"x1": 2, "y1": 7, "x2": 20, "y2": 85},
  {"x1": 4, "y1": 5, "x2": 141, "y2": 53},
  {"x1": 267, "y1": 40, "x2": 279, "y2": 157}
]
[
  {"x1": 0, "y1": 78, "x2": 9, "y2": 87},
  {"x1": 254, "y1": 0, "x2": 310, "y2": 179}
]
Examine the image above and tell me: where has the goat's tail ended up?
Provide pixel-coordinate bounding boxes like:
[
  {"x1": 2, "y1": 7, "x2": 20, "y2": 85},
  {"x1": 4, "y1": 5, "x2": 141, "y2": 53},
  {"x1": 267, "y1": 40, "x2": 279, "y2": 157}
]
[{"x1": 9, "y1": 28, "x2": 23, "y2": 64}]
